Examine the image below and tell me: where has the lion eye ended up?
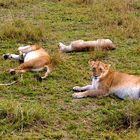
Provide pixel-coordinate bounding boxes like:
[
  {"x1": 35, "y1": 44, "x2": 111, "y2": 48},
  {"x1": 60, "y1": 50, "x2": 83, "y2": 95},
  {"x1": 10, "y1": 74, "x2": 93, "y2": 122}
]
[{"x1": 99, "y1": 68, "x2": 102, "y2": 71}]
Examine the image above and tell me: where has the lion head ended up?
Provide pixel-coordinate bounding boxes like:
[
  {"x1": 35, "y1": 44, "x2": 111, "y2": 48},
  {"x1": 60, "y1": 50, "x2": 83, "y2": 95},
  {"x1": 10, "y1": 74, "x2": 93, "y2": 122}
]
[{"x1": 89, "y1": 60, "x2": 111, "y2": 78}]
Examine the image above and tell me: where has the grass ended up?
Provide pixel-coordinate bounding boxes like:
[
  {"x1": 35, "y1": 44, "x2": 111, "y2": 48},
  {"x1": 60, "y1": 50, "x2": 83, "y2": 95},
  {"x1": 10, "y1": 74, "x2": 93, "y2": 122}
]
[
  {"x1": 0, "y1": 0, "x2": 38, "y2": 8},
  {"x1": 0, "y1": 19, "x2": 47, "y2": 43},
  {"x1": 0, "y1": 0, "x2": 140, "y2": 139}
]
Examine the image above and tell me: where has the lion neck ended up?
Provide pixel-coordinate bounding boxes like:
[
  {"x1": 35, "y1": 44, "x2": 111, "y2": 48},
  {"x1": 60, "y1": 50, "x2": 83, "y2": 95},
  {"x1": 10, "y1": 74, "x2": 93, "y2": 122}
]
[
  {"x1": 99, "y1": 69, "x2": 115, "y2": 83},
  {"x1": 94, "y1": 69, "x2": 115, "y2": 90}
]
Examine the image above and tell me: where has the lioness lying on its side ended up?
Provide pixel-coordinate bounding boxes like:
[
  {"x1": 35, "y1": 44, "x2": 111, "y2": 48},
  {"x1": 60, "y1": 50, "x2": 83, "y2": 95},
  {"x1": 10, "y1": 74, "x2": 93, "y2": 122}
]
[
  {"x1": 73, "y1": 61, "x2": 140, "y2": 99},
  {"x1": 3, "y1": 44, "x2": 53, "y2": 80},
  {"x1": 59, "y1": 39, "x2": 116, "y2": 52}
]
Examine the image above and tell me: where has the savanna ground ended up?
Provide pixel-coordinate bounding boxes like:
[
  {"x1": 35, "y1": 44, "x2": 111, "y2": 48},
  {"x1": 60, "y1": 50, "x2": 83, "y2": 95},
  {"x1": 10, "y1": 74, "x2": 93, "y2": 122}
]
[{"x1": 0, "y1": 0, "x2": 140, "y2": 139}]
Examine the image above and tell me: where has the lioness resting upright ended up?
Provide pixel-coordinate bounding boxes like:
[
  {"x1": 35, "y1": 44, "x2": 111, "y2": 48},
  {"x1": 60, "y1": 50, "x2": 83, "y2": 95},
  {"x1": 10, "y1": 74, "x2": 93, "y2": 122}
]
[
  {"x1": 73, "y1": 61, "x2": 140, "y2": 99},
  {"x1": 3, "y1": 44, "x2": 53, "y2": 80},
  {"x1": 59, "y1": 39, "x2": 116, "y2": 52}
]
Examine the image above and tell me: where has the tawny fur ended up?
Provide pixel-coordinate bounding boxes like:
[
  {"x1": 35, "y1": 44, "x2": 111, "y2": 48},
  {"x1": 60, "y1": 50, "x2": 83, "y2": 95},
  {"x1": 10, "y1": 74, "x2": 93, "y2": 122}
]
[
  {"x1": 73, "y1": 61, "x2": 140, "y2": 99},
  {"x1": 59, "y1": 39, "x2": 116, "y2": 52},
  {"x1": 3, "y1": 44, "x2": 53, "y2": 80}
]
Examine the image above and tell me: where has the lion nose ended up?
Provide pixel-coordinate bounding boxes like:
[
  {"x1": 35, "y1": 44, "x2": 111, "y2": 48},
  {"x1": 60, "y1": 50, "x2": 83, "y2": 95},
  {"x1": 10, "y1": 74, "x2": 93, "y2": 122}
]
[{"x1": 92, "y1": 68, "x2": 96, "y2": 72}]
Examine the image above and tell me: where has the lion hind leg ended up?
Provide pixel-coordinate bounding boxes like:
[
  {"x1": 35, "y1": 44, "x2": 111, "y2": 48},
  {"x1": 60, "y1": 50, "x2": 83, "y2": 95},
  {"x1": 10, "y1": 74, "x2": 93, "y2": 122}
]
[
  {"x1": 9, "y1": 68, "x2": 29, "y2": 75},
  {"x1": 9, "y1": 60, "x2": 33, "y2": 75}
]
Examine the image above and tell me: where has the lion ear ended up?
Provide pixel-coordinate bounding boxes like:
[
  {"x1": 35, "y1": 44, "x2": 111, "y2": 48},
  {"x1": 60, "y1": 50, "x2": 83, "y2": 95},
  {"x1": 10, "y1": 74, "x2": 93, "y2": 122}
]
[
  {"x1": 105, "y1": 64, "x2": 111, "y2": 69},
  {"x1": 88, "y1": 61, "x2": 95, "y2": 66}
]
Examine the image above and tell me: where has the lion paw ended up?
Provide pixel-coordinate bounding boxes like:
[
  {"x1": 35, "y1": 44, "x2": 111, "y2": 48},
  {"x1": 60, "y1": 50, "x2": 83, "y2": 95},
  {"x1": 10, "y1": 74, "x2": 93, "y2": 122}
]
[
  {"x1": 73, "y1": 86, "x2": 81, "y2": 91},
  {"x1": 9, "y1": 69, "x2": 16, "y2": 75},
  {"x1": 3, "y1": 53, "x2": 11, "y2": 60},
  {"x1": 72, "y1": 92, "x2": 84, "y2": 99}
]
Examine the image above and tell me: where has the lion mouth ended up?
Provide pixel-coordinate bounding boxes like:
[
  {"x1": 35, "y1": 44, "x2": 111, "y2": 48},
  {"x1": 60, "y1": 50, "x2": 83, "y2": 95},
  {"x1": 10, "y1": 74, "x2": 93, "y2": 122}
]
[{"x1": 93, "y1": 73, "x2": 98, "y2": 78}]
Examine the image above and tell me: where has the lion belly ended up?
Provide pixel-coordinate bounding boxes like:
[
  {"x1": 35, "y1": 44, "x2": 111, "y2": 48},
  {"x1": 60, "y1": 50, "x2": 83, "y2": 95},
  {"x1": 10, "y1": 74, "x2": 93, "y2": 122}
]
[
  {"x1": 24, "y1": 51, "x2": 45, "y2": 72},
  {"x1": 24, "y1": 51, "x2": 40, "y2": 62},
  {"x1": 112, "y1": 87, "x2": 140, "y2": 99}
]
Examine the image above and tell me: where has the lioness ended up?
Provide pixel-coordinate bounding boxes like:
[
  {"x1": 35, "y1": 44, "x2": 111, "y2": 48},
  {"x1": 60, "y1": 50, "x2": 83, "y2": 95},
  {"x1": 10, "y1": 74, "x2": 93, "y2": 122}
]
[
  {"x1": 72, "y1": 61, "x2": 140, "y2": 99},
  {"x1": 59, "y1": 39, "x2": 115, "y2": 52},
  {"x1": 3, "y1": 44, "x2": 53, "y2": 80}
]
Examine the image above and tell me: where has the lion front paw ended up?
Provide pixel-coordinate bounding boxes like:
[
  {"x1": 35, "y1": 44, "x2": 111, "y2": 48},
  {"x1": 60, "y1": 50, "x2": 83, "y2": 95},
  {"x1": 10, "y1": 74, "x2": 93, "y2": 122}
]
[
  {"x1": 3, "y1": 53, "x2": 11, "y2": 60},
  {"x1": 73, "y1": 86, "x2": 82, "y2": 91},
  {"x1": 9, "y1": 69, "x2": 16, "y2": 75},
  {"x1": 72, "y1": 92, "x2": 85, "y2": 99}
]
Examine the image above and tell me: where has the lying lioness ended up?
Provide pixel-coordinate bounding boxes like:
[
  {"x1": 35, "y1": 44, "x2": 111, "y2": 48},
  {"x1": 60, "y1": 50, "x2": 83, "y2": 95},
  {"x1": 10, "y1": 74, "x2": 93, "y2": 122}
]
[
  {"x1": 59, "y1": 39, "x2": 116, "y2": 52},
  {"x1": 72, "y1": 61, "x2": 140, "y2": 99},
  {"x1": 3, "y1": 44, "x2": 53, "y2": 80}
]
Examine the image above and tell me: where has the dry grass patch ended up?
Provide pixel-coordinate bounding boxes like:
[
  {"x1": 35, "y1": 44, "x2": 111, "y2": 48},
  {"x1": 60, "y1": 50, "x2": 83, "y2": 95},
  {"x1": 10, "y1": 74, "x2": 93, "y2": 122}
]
[
  {"x1": 0, "y1": 0, "x2": 37, "y2": 8},
  {"x1": 0, "y1": 19, "x2": 47, "y2": 43}
]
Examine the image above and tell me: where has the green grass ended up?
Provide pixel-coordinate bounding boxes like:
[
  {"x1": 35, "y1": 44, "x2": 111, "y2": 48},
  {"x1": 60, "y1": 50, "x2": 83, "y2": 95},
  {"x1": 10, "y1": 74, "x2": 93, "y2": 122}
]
[{"x1": 0, "y1": 0, "x2": 140, "y2": 139}]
